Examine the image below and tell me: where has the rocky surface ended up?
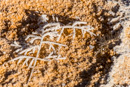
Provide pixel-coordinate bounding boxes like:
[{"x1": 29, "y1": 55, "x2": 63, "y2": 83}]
[{"x1": 0, "y1": 0, "x2": 129, "y2": 87}]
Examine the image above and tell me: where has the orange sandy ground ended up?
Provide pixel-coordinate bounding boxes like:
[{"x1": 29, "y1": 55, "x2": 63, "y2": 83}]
[{"x1": 0, "y1": 0, "x2": 126, "y2": 87}]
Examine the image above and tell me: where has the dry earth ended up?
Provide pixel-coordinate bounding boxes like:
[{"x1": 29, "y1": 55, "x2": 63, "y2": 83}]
[{"x1": 0, "y1": 0, "x2": 129, "y2": 87}]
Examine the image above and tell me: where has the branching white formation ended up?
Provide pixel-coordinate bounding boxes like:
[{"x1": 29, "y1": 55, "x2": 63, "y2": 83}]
[
  {"x1": 11, "y1": 14, "x2": 95, "y2": 83},
  {"x1": 56, "y1": 21, "x2": 96, "y2": 41}
]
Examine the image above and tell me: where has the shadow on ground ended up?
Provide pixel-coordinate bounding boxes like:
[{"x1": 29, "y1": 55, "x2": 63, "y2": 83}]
[{"x1": 0, "y1": 9, "x2": 122, "y2": 87}]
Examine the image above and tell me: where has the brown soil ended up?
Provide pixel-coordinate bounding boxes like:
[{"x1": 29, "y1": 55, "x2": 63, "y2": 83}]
[{"x1": 0, "y1": 0, "x2": 125, "y2": 87}]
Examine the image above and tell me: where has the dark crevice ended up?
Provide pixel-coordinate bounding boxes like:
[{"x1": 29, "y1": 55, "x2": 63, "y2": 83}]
[{"x1": 0, "y1": 70, "x2": 17, "y2": 85}]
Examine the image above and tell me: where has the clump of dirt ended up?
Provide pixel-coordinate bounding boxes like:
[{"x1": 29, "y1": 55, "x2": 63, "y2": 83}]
[{"x1": 0, "y1": 0, "x2": 125, "y2": 87}]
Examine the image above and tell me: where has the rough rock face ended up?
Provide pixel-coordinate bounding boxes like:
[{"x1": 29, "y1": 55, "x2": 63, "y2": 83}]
[
  {"x1": 102, "y1": 0, "x2": 130, "y2": 86},
  {"x1": 0, "y1": 0, "x2": 129, "y2": 87}
]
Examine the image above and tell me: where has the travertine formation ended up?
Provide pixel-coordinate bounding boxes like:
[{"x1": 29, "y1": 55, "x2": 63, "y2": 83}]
[{"x1": 10, "y1": 16, "x2": 95, "y2": 83}]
